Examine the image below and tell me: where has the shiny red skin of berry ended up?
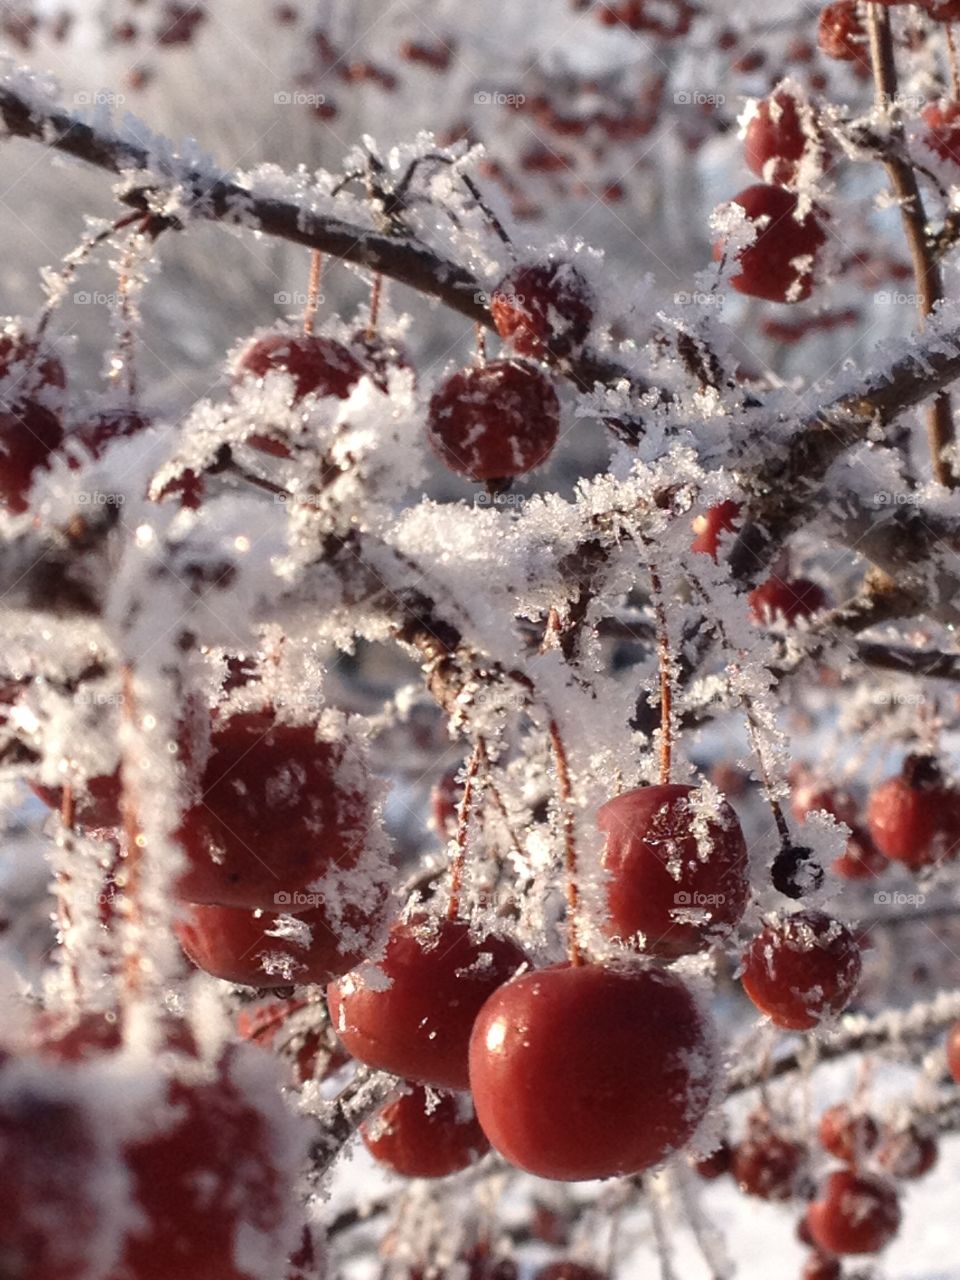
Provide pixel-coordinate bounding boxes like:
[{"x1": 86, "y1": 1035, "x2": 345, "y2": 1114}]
[
  {"x1": 427, "y1": 359, "x2": 560, "y2": 481},
  {"x1": 789, "y1": 775, "x2": 859, "y2": 826},
  {"x1": 597, "y1": 784, "x2": 749, "y2": 958},
  {"x1": 749, "y1": 576, "x2": 827, "y2": 624},
  {"x1": 866, "y1": 768, "x2": 960, "y2": 868},
  {"x1": 741, "y1": 910, "x2": 862, "y2": 1030},
  {"x1": 0, "y1": 402, "x2": 65, "y2": 513},
  {"x1": 818, "y1": 1, "x2": 866, "y2": 61},
  {"x1": 67, "y1": 408, "x2": 150, "y2": 462},
  {"x1": 0, "y1": 332, "x2": 65, "y2": 397},
  {"x1": 362, "y1": 1084, "x2": 489, "y2": 1178},
  {"x1": 237, "y1": 998, "x2": 348, "y2": 1083},
  {"x1": 832, "y1": 826, "x2": 887, "y2": 881},
  {"x1": 468, "y1": 963, "x2": 716, "y2": 1181},
  {"x1": 490, "y1": 262, "x2": 593, "y2": 360},
  {"x1": 744, "y1": 91, "x2": 816, "y2": 187},
  {"x1": 176, "y1": 892, "x2": 384, "y2": 988},
  {"x1": 176, "y1": 712, "x2": 370, "y2": 909},
  {"x1": 32, "y1": 769, "x2": 124, "y2": 829},
  {"x1": 732, "y1": 1126, "x2": 806, "y2": 1200},
  {"x1": 691, "y1": 499, "x2": 742, "y2": 558},
  {"x1": 236, "y1": 333, "x2": 365, "y2": 456},
  {"x1": 329, "y1": 915, "x2": 527, "y2": 1090},
  {"x1": 714, "y1": 185, "x2": 825, "y2": 303},
  {"x1": 948, "y1": 1021, "x2": 960, "y2": 1084},
  {"x1": 817, "y1": 1103, "x2": 879, "y2": 1165},
  {"x1": 876, "y1": 1124, "x2": 938, "y2": 1180},
  {"x1": 693, "y1": 1139, "x2": 733, "y2": 1179},
  {"x1": 922, "y1": 99, "x2": 960, "y2": 164},
  {"x1": 537, "y1": 1266, "x2": 606, "y2": 1280},
  {"x1": 802, "y1": 1253, "x2": 841, "y2": 1280},
  {"x1": 807, "y1": 1170, "x2": 901, "y2": 1255}
]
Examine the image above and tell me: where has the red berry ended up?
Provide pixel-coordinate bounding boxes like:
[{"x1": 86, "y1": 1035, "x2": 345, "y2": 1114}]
[
  {"x1": 176, "y1": 711, "x2": 371, "y2": 909},
  {"x1": 66, "y1": 408, "x2": 150, "y2": 462},
  {"x1": 948, "y1": 1021, "x2": 960, "y2": 1083},
  {"x1": 235, "y1": 333, "x2": 365, "y2": 457},
  {"x1": 876, "y1": 1123, "x2": 938, "y2": 1179},
  {"x1": 238, "y1": 998, "x2": 349, "y2": 1083},
  {"x1": 741, "y1": 910, "x2": 862, "y2": 1030},
  {"x1": 176, "y1": 890, "x2": 385, "y2": 987},
  {"x1": 866, "y1": 754, "x2": 960, "y2": 868},
  {"x1": 817, "y1": 1103, "x2": 879, "y2": 1164},
  {"x1": 714, "y1": 185, "x2": 825, "y2": 303},
  {"x1": 349, "y1": 330, "x2": 416, "y2": 389},
  {"x1": 427, "y1": 359, "x2": 560, "y2": 481},
  {"x1": 807, "y1": 1170, "x2": 901, "y2": 1255},
  {"x1": 32, "y1": 769, "x2": 124, "y2": 829},
  {"x1": 693, "y1": 1138, "x2": 733, "y2": 1179},
  {"x1": 833, "y1": 826, "x2": 887, "y2": 881},
  {"x1": 924, "y1": 0, "x2": 960, "y2": 21},
  {"x1": 362, "y1": 1084, "x2": 489, "y2": 1177},
  {"x1": 790, "y1": 774, "x2": 858, "y2": 826},
  {"x1": 399, "y1": 39, "x2": 455, "y2": 70},
  {"x1": 0, "y1": 329, "x2": 65, "y2": 397},
  {"x1": 744, "y1": 89, "x2": 823, "y2": 187},
  {"x1": 490, "y1": 262, "x2": 593, "y2": 360},
  {"x1": 329, "y1": 914, "x2": 527, "y2": 1090},
  {"x1": 732, "y1": 1119, "x2": 806, "y2": 1200},
  {"x1": 596, "y1": 783, "x2": 749, "y2": 957},
  {"x1": 155, "y1": 2, "x2": 205, "y2": 45},
  {"x1": 430, "y1": 768, "x2": 461, "y2": 835},
  {"x1": 691, "y1": 499, "x2": 742, "y2": 558},
  {"x1": 921, "y1": 99, "x2": 960, "y2": 165},
  {"x1": 749, "y1": 576, "x2": 827, "y2": 624},
  {"x1": 802, "y1": 1254, "x2": 841, "y2": 1280},
  {"x1": 818, "y1": 1, "x2": 866, "y2": 61},
  {"x1": 0, "y1": 401, "x2": 65, "y2": 513},
  {"x1": 537, "y1": 1267, "x2": 605, "y2": 1280},
  {"x1": 469, "y1": 963, "x2": 716, "y2": 1181}
]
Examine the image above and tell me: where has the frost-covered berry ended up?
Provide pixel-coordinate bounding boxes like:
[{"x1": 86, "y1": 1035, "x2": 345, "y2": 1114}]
[
  {"x1": 176, "y1": 711, "x2": 372, "y2": 909},
  {"x1": 237, "y1": 998, "x2": 349, "y2": 1084},
  {"x1": 818, "y1": 1103, "x2": 879, "y2": 1165},
  {"x1": 876, "y1": 1123, "x2": 938, "y2": 1180},
  {"x1": 802, "y1": 1254, "x2": 841, "y2": 1280},
  {"x1": 0, "y1": 402, "x2": 64, "y2": 513},
  {"x1": 176, "y1": 891, "x2": 386, "y2": 988},
  {"x1": 596, "y1": 783, "x2": 749, "y2": 957},
  {"x1": 328, "y1": 914, "x2": 527, "y2": 1091},
  {"x1": 349, "y1": 330, "x2": 415, "y2": 388},
  {"x1": 66, "y1": 408, "x2": 150, "y2": 462},
  {"x1": 749, "y1": 575, "x2": 827, "y2": 624},
  {"x1": 32, "y1": 770, "x2": 124, "y2": 830},
  {"x1": 832, "y1": 826, "x2": 887, "y2": 881},
  {"x1": 817, "y1": 1, "x2": 866, "y2": 61},
  {"x1": 691, "y1": 499, "x2": 742, "y2": 559},
  {"x1": 866, "y1": 754, "x2": 960, "y2": 868},
  {"x1": 790, "y1": 774, "x2": 858, "y2": 826},
  {"x1": 537, "y1": 1266, "x2": 605, "y2": 1280},
  {"x1": 744, "y1": 87, "x2": 825, "y2": 187},
  {"x1": 362, "y1": 1084, "x2": 489, "y2": 1178},
  {"x1": 235, "y1": 332, "x2": 366, "y2": 456},
  {"x1": 714, "y1": 185, "x2": 825, "y2": 303},
  {"x1": 490, "y1": 261, "x2": 593, "y2": 360},
  {"x1": 0, "y1": 329, "x2": 65, "y2": 398},
  {"x1": 427, "y1": 359, "x2": 560, "y2": 481},
  {"x1": 741, "y1": 910, "x2": 862, "y2": 1030},
  {"x1": 468, "y1": 963, "x2": 716, "y2": 1181},
  {"x1": 732, "y1": 1118, "x2": 806, "y2": 1201},
  {"x1": 807, "y1": 1170, "x2": 901, "y2": 1255},
  {"x1": 921, "y1": 99, "x2": 960, "y2": 165},
  {"x1": 693, "y1": 1138, "x2": 733, "y2": 1179}
]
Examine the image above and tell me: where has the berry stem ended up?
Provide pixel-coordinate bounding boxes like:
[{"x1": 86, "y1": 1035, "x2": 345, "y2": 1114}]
[
  {"x1": 946, "y1": 23, "x2": 960, "y2": 99},
  {"x1": 548, "y1": 716, "x2": 583, "y2": 967},
  {"x1": 57, "y1": 781, "x2": 80, "y2": 999},
  {"x1": 366, "y1": 271, "x2": 383, "y2": 339},
  {"x1": 113, "y1": 228, "x2": 140, "y2": 400},
  {"x1": 649, "y1": 566, "x2": 673, "y2": 786},
  {"x1": 119, "y1": 665, "x2": 144, "y2": 998},
  {"x1": 36, "y1": 209, "x2": 145, "y2": 340},
  {"x1": 303, "y1": 250, "x2": 324, "y2": 336},
  {"x1": 446, "y1": 738, "x2": 484, "y2": 921}
]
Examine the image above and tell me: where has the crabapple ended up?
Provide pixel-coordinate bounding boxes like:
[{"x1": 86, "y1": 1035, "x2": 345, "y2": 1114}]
[
  {"x1": 237, "y1": 998, "x2": 350, "y2": 1084},
  {"x1": 741, "y1": 910, "x2": 862, "y2": 1030},
  {"x1": 176, "y1": 711, "x2": 371, "y2": 909},
  {"x1": 691, "y1": 499, "x2": 742, "y2": 559},
  {"x1": 66, "y1": 408, "x2": 150, "y2": 462},
  {"x1": 732, "y1": 1117, "x2": 806, "y2": 1201},
  {"x1": 807, "y1": 1170, "x2": 901, "y2": 1255},
  {"x1": 427, "y1": 359, "x2": 560, "y2": 481},
  {"x1": 818, "y1": 1, "x2": 866, "y2": 61},
  {"x1": 749, "y1": 576, "x2": 827, "y2": 624},
  {"x1": 832, "y1": 827, "x2": 887, "y2": 881},
  {"x1": 468, "y1": 963, "x2": 716, "y2": 1181},
  {"x1": 921, "y1": 99, "x2": 960, "y2": 165},
  {"x1": 876, "y1": 1123, "x2": 938, "y2": 1180},
  {"x1": 328, "y1": 914, "x2": 527, "y2": 1090},
  {"x1": 537, "y1": 1267, "x2": 605, "y2": 1280},
  {"x1": 596, "y1": 783, "x2": 749, "y2": 957},
  {"x1": 866, "y1": 755, "x2": 960, "y2": 868},
  {"x1": 817, "y1": 1103, "x2": 879, "y2": 1165},
  {"x1": 490, "y1": 261, "x2": 593, "y2": 360},
  {"x1": 176, "y1": 890, "x2": 386, "y2": 988},
  {"x1": 693, "y1": 1138, "x2": 733, "y2": 1179},
  {"x1": 0, "y1": 402, "x2": 65, "y2": 513},
  {"x1": 32, "y1": 769, "x2": 124, "y2": 829},
  {"x1": 744, "y1": 88, "x2": 823, "y2": 187},
  {"x1": 362, "y1": 1084, "x2": 490, "y2": 1178},
  {"x1": 714, "y1": 185, "x2": 825, "y2": 303}
]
